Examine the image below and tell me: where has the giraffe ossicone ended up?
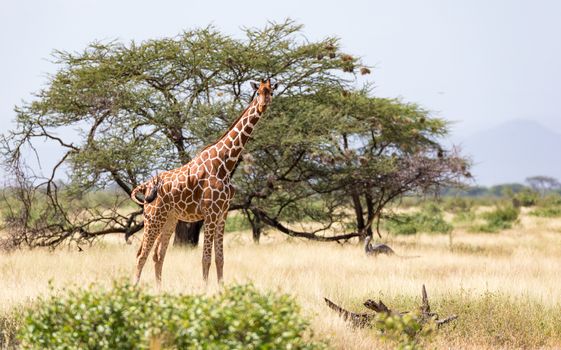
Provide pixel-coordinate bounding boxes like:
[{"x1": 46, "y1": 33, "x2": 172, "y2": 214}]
[{"x1": 130, "y1": 79, "x2": 278, "y2": 285}]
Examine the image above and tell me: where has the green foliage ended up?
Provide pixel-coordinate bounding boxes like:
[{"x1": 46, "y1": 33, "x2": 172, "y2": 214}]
[
  {"x1": 0, "y1": 20, "x2": 365, "y2": 246},
  {"x1": 475, "y1": 204, "x2": 519, "y2": 233},
  {"x1": 442, "y1": 196, "x2": 474, "y2": 214},
  {"x1": 19, "y1": 281, "x2": 155, "y2": 349},
  {"x1": 489, "y1": 183, "x2": 528, "y2": 197},
  {"x1": 530, "y1": 193, "x2": 561, "y2": 217},
  {"x1": 530, "y1": 206, "x2": 561, "y2": 218},
  {"x1": 224, "y1": 214, "x2": 251, "y2": 233},
  {"x1": 386, "y1": 204, "x2": 453, "y2": 235},
  {"x1": 539, "y1": 193, "x2": 561, "y2": 206},
  {"x1": 452, "y1": 209, "x2": 477, "y2": 225},
  {"x1": 446, "y1": 198, "x2": 477, "y2": 225},
  {"x1": 512, "y1": 189, "x2": 539, "y2": 207},
  {"x1": 374, "y1": 312, "x2": 435, "y2": 350},
  {"x1": 18, "y1": 281, "x2": 325, "y2": 350},
  {"x1": 81, "y1": 190, "x2": 130, "y2": 208},
  {"x1": 0, "y1": 18, "x2": 468, "y2": 247}
]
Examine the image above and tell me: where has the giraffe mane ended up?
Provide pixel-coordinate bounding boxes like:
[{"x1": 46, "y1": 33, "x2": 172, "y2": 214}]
[{"x1": 200, "y1": 99, "x2": 256, "y2": 153}]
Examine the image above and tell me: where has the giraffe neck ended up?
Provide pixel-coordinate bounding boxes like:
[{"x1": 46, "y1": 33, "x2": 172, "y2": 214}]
[{"x1": 217, "y1": 99, "x2": 264, "y2": 173}]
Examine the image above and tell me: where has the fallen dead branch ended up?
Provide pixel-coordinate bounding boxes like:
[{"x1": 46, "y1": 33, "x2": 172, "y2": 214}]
[{"x1": 324, "y1": 285, "x2": 458, "y2": 329}]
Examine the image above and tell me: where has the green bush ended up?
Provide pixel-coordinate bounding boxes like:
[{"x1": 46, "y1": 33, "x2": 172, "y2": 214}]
[
  {"x1": 475, "y1": 204, "x2": 519, "y2": 233},
  {"x1": 19, "y1": 281, "x2": 325, "y2": 350},
  {"x1": 374, "y1": 312, "x2": 434, "y2": 350},
  {"x1": 442, "y1": 197, "x2": 473, "y2": 214},
  {"x1": 386, "y1": 204, "x2": 453, "y2": 235},
  {"x1": 530, "y1": 206, "x2": 561, "y2": 218},
  {"x1": 539, "y1": 193, "x2": 561, "y2": 206},
  {"x1": 512, "y1": 189, "x2": 539, "y2": 207},
  {"x1": 452, "y1": 209, "x2": 476, "y2": 224},
  {"x1": 530, "y1": 194, "x2": 561, "y2": 218},
  {"x1": 224, "y1": 213, "x2": 251, "y2": 232}
]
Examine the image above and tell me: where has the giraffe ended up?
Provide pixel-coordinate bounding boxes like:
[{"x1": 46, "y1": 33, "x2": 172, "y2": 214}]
[{"x1": 130, "y1": 79, "x2": 278, "y2": 285}]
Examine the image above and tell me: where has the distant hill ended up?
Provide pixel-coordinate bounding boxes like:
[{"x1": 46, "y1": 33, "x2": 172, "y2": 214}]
[{"x1": 456, "y1": 120, "x2": 561, "y2": 186}]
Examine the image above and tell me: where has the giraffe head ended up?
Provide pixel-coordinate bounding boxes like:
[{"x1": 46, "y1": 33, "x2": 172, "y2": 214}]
[{"x1": 250, "y1": 79, "x2": 278, "y2": 112}]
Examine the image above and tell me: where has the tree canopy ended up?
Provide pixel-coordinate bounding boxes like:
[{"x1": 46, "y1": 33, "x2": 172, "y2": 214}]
[{"x1": 0, "y1": 20, "x2": 469, "y2": 249}]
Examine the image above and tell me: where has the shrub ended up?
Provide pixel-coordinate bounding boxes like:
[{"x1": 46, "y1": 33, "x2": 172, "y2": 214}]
[
  {"x1": 19, "y1": 281, "x2": 325, "y2": 350},
  {"x1": 540, "y1": 193, "x2": 561, "y2": 206},
  {"x1": 530, "y1": 194, "x2": 561, "y2": 218},
  {"x1": 530, "y1": 206, "x2": 561, "y2": 218},
  {"x1": 386, "y1": 215, "x2": 418, "y2": 235},
  {"x1": 475, "y1": 204, "x2": 519, "y2": 233},
  {"x1": 442, "y1": 197, "x2": 473, "y2": 214},
  {"x1": 224, "y1": 213, "x2": 251, "y2": 232},
  {"x1": 374, "y1": 312, "x2": 434, "y2": 350},
  {"x1": 512, "y1": 189, "x2": 539, "y2": 207},
  {"x1": 452, "y1": 209, "x2": 476, "y2": 224},
  {"x1": 386, "y1": 204, "x2": 453, "y2": 235}
]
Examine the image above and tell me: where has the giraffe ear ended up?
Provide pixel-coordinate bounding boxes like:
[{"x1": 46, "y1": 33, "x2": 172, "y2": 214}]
[
  {"x1": 250, "y1": 82, "x2": 259, "y2": 91},
  {"x1": 272, "y1": 82, "x2": 279, "y2": 91}
]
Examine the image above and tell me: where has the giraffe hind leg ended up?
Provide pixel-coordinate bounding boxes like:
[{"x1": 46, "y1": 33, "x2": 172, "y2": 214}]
[
  {"x1": 214, "y1": 219, "x2": 226, "y2": 284},
  {"x1": 134, "y1": 220, "x2": 165, "y2": 286},
  {"x1": 153, "y1": 220, "x2": 176, "y2": 286},
  {"x1": 152, "y1": 234, "x2": 162, "y2": 263}
]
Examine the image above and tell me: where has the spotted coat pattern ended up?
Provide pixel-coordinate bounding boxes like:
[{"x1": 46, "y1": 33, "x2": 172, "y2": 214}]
[{"x1": 131, "y1": 80, "x2": 277, "y2": 285}]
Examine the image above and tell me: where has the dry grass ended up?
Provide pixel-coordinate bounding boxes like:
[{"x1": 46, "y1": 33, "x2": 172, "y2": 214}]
[{"x1": 1, "y1": 213, "x2": 561, "y2": 349}]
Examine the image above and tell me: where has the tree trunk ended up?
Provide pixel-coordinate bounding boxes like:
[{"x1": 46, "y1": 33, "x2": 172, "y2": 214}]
[
  {"x1": 351, "y1": 192, "x2": 366, "y2": 241},
  {"x1": 174, "y1": 220, "x2": 203, "y2": 247},
  {"x1": 251, "y1": 210, "x2": 263, "y2": 244},
  {"x1": 246, "y1": 208, "x2": 263, "y2": 244},
  {"x1": 363, "y1": 193, "x2": 374, "y2": 237}
]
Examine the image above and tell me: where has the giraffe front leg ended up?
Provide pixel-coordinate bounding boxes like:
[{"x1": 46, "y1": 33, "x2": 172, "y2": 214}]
[
  {"x1": 202, "y1": 220, "x2": 216, "y2": 283},
  {"x1": 214, "y1": 219, "x2": 226, "y2": 285}
]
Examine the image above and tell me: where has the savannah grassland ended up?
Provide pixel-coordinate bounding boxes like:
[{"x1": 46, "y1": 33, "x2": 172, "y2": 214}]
[{"x1": 1, "y1": 208, "x2": 561, "y2": 349}]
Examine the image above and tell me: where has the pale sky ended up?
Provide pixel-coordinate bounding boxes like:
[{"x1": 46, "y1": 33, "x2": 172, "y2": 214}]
[{"x1": 1, "y1": 0, "x2": 560, "y2": 184}]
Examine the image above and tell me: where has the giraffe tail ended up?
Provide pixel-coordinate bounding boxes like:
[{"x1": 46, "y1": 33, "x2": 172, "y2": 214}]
[{"x1": 131, "y1": 175, "x2": 160, "y2": 206}]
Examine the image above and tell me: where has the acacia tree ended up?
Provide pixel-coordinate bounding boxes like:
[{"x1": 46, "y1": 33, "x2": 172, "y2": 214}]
[
  {"x1": 232, "y1": 88, "x2": 469, "y2": 242},
  {"x1": 312, "y1": 89, "x2": 469, "y2": 238},
  {"x1": 1, "y1": 21, "x2": 469, "y2": 249},
  {"x1": 525, "y1": 176, "x2": 560, "y2": 196},
  {"x1": 0, "y1": 21, "x2": 361, "y2": 248}
]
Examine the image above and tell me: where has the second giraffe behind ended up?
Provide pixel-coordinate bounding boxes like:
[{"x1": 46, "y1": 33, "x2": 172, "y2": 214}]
[{"x1": 130, "y1": 79, "x2": 278, "y2": 285}]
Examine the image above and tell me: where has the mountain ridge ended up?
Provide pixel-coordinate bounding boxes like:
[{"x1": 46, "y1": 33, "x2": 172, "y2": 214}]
[{"x1": 454, "y1": 119, "x2": 561, "y2": 186}]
